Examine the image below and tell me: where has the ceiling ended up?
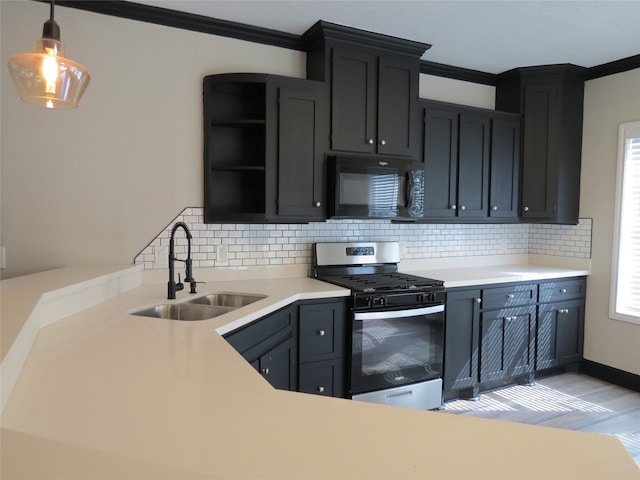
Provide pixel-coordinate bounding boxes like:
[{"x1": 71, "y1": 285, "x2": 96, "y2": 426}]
[{"x1": 131, "y1": 0, "x2": 640, "y2": 74}]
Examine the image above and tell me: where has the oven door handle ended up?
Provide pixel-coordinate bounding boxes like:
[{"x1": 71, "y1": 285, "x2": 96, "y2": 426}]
[{"x1": 354, "y1": 304, "x2": 444, "y2": 321}]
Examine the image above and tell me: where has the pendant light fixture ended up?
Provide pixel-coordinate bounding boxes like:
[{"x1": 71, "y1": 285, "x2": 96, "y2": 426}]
[{"x1": 7, "y1": 0, "x2": 91, "y2": 109}]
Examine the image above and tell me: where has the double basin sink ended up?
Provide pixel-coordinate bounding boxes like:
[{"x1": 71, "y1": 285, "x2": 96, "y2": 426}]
[{"x1": 131, "y1": 293, "x2": 265, "y2": 321}]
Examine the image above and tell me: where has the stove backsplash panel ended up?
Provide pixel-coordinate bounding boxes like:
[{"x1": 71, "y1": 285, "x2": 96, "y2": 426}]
[{"x1": 134, "y1": 208, "x2": 592, "y2": 269}]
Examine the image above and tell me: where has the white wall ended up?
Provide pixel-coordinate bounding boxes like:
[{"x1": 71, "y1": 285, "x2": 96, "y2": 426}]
[
  {"x1": 0, "y1": 1, "x2": 305, "y2": 278},
  {"x1": 580, "y1": 68, "x2": 640, "y2": 376}
]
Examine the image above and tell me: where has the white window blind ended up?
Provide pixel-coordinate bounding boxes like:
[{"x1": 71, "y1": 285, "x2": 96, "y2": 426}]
[{"x1": 610, "y1": 121, "x2": 640, "y2": 324}]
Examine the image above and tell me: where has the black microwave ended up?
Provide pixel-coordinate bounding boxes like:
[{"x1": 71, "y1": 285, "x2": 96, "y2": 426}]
[{"x1": 327, "y1": 156, "x2": 424, "y2": 219}]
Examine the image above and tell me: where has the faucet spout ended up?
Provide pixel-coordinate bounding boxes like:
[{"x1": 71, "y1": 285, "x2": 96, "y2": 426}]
[{"x1": 167, "y1": 222, "x2": 195, "y2": 300}]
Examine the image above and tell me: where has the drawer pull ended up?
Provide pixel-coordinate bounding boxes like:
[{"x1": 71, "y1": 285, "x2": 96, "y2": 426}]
[
  {"x1": 507, "y1": 294, "x2": 515, "y2": 299},
  {"x1": 317, "y1": 386, "x2": 325, "y2": 393},
  {"x1": 476, "y1": 298, "x2": 482, "y2": 304},
  {"x1": 317, "y1": 329, "x2": 326, "y2": 337},
  {"x1": 560, "y1": 288, "x2": 567, "y2": 293}
]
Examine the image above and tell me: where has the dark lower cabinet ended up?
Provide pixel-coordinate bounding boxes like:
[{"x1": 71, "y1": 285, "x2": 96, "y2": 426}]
[
  {"x1": 298, "y1": 359, "x2": 344, "y2": 397},
  {"x1": 480, "y1": 306, "x2": 536, "y2": 384},
  {"x1": 444, "y1": 289, "x2": 481, "y2": 399},
  {"x1": 224, "y1": 304, "x2": 298, "y2": 391},
  {"x1": 298, "y1": 299, "x2": 347, "y2": 398},
  {"x1": 224, "y1": 297, "x2": 347, "y2": 398},
  {"x1": 444, "y1": 276, "x2": 587, "y2": 401},
  {"x1": 537, "y1": 298, "x2": 585, "y2": 370},
  {"x1": 255, "y1": 337, "x2": 297, "y2": 391}
]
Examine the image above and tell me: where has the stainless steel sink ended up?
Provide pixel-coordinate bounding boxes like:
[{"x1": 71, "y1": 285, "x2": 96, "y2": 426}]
[
  {"x1": 187, "y1": 293, "x2": 266, "y2": 308},
  {"x1": 131, "y1": 303, "x2": 232, "y2": 321}
]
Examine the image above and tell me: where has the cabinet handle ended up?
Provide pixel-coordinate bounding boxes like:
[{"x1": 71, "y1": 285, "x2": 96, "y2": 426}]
[
  {"x1": 380, "y1": 139, "x2": 386, "y2": 146},
  {"x1": 451, "y1": 204, "x2": 457, "y2": 210},
  {"x1": 559, "y1": 309, "x2": 569, "y2": 314},
  {"x1": 460, "y1": 205, "x2": 466, "y2": 210},
  {"x1": 523, "y1": 206, "x2": 529, "y2": 212},
  {"x1": 506, "y1": 316, "x2": 512, "y2": 322},
  {"x1": 317, "y1": 386, "x2": 325, "y2": 393},
  {"x1": 315, "y1": 201, "x2": 322, "y2": 207},
  {"x1": 476, "y1": 298, "x2": 482, "y2": 304},
  {"x1": 560, "y1": 288, "x2": 567, "y2": 293},
  {"x1": 367, "y1": 138, "x2": 374, "y2": 145},
  {"x1": 491, "y1": 205, "x2": 498, "y2": 211},
  {"x1": 262, "y1": 368, "x2": 269, "y2": 375},
  {"x1": 507, "y1": 294, "x2": 515, "y2": 299},
  {"x1": 317, "y1": 329, "x2": 326, "y2": 336}
]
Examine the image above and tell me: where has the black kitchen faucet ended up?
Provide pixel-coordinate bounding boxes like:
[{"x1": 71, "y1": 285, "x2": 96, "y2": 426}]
[{"x1": 167, "y1": 222, "x2": 197, "y2": 299}]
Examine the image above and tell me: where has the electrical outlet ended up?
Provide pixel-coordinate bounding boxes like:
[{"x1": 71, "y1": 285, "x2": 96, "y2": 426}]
[
  {"x1": 0, "y1": 246, "x2": 5, "y2": 269},
  {"x1": 154, "y1": 245, "x2": 167, "y2": 266},
  {"x1": 217, "y1": 244, "x2": 228, "y2": 266}
]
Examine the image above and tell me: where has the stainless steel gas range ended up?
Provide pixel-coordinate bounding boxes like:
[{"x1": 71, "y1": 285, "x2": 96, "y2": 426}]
[{"x1": 313, "y1": 242, "x2": 445, "y2": 410}]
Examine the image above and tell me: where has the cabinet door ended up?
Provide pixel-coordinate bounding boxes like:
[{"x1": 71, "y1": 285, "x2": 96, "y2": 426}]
[
  {"x1": 508, "y1": 307, "x2": 537, "y2": 378},
  {"x1": 457, "y1": 113, "x2": 490, "y2": 219},
  {"x1": 489, "y1": 116, "x2": 520, "y2": 219},
  {"x1": 422, "y1": 105, "x2": 458, "y2": 218},
  {"x1": 259, "y1": 338, "x2": 297, "y2": 391},
  {"x1": 276, "y1": 87, "x2": 324, "y2": 220},
  {"x1": 520, "y1": 84, "x2": 558, "y2": 219},
  {"x1": 480, "y1": 306, "x2": 536, "y2": 383},
  {"x1": 537, "y1": 299, "x2": 585, "y2": 370},
  {"x1": 299, "y1": 301, "x2": 346, "y2": 363},
  {"x1": 299, "y1": 359, "x2": 345, "y2": 398},
  {"x1": 444, "y1": 289, "x2": 481, "y2": 395},
  {"x1": 331, "y1": 47, "x2": 376, "y2": 154},
  {"x1": 377, "y1": 55, "x2": 419, "y2": 157}
]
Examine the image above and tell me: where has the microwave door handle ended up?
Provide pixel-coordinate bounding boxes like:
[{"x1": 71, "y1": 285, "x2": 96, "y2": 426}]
[
  {"x1": 354, "y1": 305, "x2": 444, "y2": 321},
  {"x1": 406, "y1": 171, "x2": 413, "y2": 211}
]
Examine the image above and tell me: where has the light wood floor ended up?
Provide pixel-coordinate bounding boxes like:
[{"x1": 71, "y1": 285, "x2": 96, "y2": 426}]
[{"x1": 443, "y1": 373, "x2": 640, "y2": 467}]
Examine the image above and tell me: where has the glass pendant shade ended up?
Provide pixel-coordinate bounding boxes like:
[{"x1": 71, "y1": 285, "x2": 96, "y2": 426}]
[{"x1": 7, "y1": 4, "x2": 90, "y2": 109}]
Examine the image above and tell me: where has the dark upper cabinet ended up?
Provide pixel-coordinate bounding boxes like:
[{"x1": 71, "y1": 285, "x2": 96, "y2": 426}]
[
  {"x1": 203, "y1": 74, "x2": 327, "y2": 223},
  {"x1": 496, "y1": 65, "x2": 586, "y2": 224},
  {"x1": 489, "y1": 115, "x2": 520, "y2": 219},
  {"x1": 421, "y1": 100, "x2": 518, "y2": 221},
  {"x1": 329, "y1": 47, "x2": 419, "y2": 158},
  {"x1": 304, "y1": 21, "x2": 429, "y2": 160},
  {"x1": 275, "y1": 84, "x2": 326, "y2": 221}
]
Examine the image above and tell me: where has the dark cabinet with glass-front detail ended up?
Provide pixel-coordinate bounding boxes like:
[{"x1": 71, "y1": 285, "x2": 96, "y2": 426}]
[
  {"x1": 298, "y1": 299, "x2": 346, "y2": 397},
  {"x1": 421, "y1": 101, "x2": 518, "y2": 221},
  {"x1": 203, "y1": 74, "x2": 326, "y2": 223}
]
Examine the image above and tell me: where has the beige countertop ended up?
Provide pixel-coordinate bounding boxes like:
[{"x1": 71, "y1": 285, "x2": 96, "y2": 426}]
[{"x1": 1, "y1": 261, "x2": 638, "y2": 479}]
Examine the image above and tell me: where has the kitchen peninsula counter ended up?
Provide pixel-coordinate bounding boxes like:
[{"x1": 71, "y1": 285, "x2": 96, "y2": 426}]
[{"x1": 2, "y1": 261, "x2": 638, "y2": 479}]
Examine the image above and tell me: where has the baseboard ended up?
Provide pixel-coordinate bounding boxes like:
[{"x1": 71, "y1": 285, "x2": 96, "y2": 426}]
[{"x1": 581, "y1": 359, "x2": 640, "y2": 393}]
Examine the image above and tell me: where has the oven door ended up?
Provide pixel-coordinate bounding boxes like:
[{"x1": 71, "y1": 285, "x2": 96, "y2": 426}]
[{"x1": 350, "y1": 304, "x2": 444, "y2": 396}]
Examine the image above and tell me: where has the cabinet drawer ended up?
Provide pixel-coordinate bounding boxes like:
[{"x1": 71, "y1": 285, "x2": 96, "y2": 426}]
[
  {"x1": 299, "y1": 301, "x2": 345, "y2": 363},
  {"x1": 298, "y1": 359, "x2": 344, "y2": 397},
  {"x1": 539, "y1": 278, "x2": 586, "y2": 303},
  {"x1": 482, "y1": 284, "x2": 537, "y2": 310}
]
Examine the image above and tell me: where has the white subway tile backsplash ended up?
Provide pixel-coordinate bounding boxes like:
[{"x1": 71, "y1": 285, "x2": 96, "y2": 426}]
[{"x1": 134, "y1": 208, "x2": 593, "y2": 269}]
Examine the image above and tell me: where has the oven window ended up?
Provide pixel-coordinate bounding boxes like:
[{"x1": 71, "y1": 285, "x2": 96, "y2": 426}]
[{"x1": 351, "y1": 312, "x2": 444, "y2": 394}]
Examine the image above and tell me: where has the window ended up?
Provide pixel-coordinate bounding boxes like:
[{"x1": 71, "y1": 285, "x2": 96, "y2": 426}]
[{"x1": 610, "y1": 121, "x2": 640, "y2": 324}]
